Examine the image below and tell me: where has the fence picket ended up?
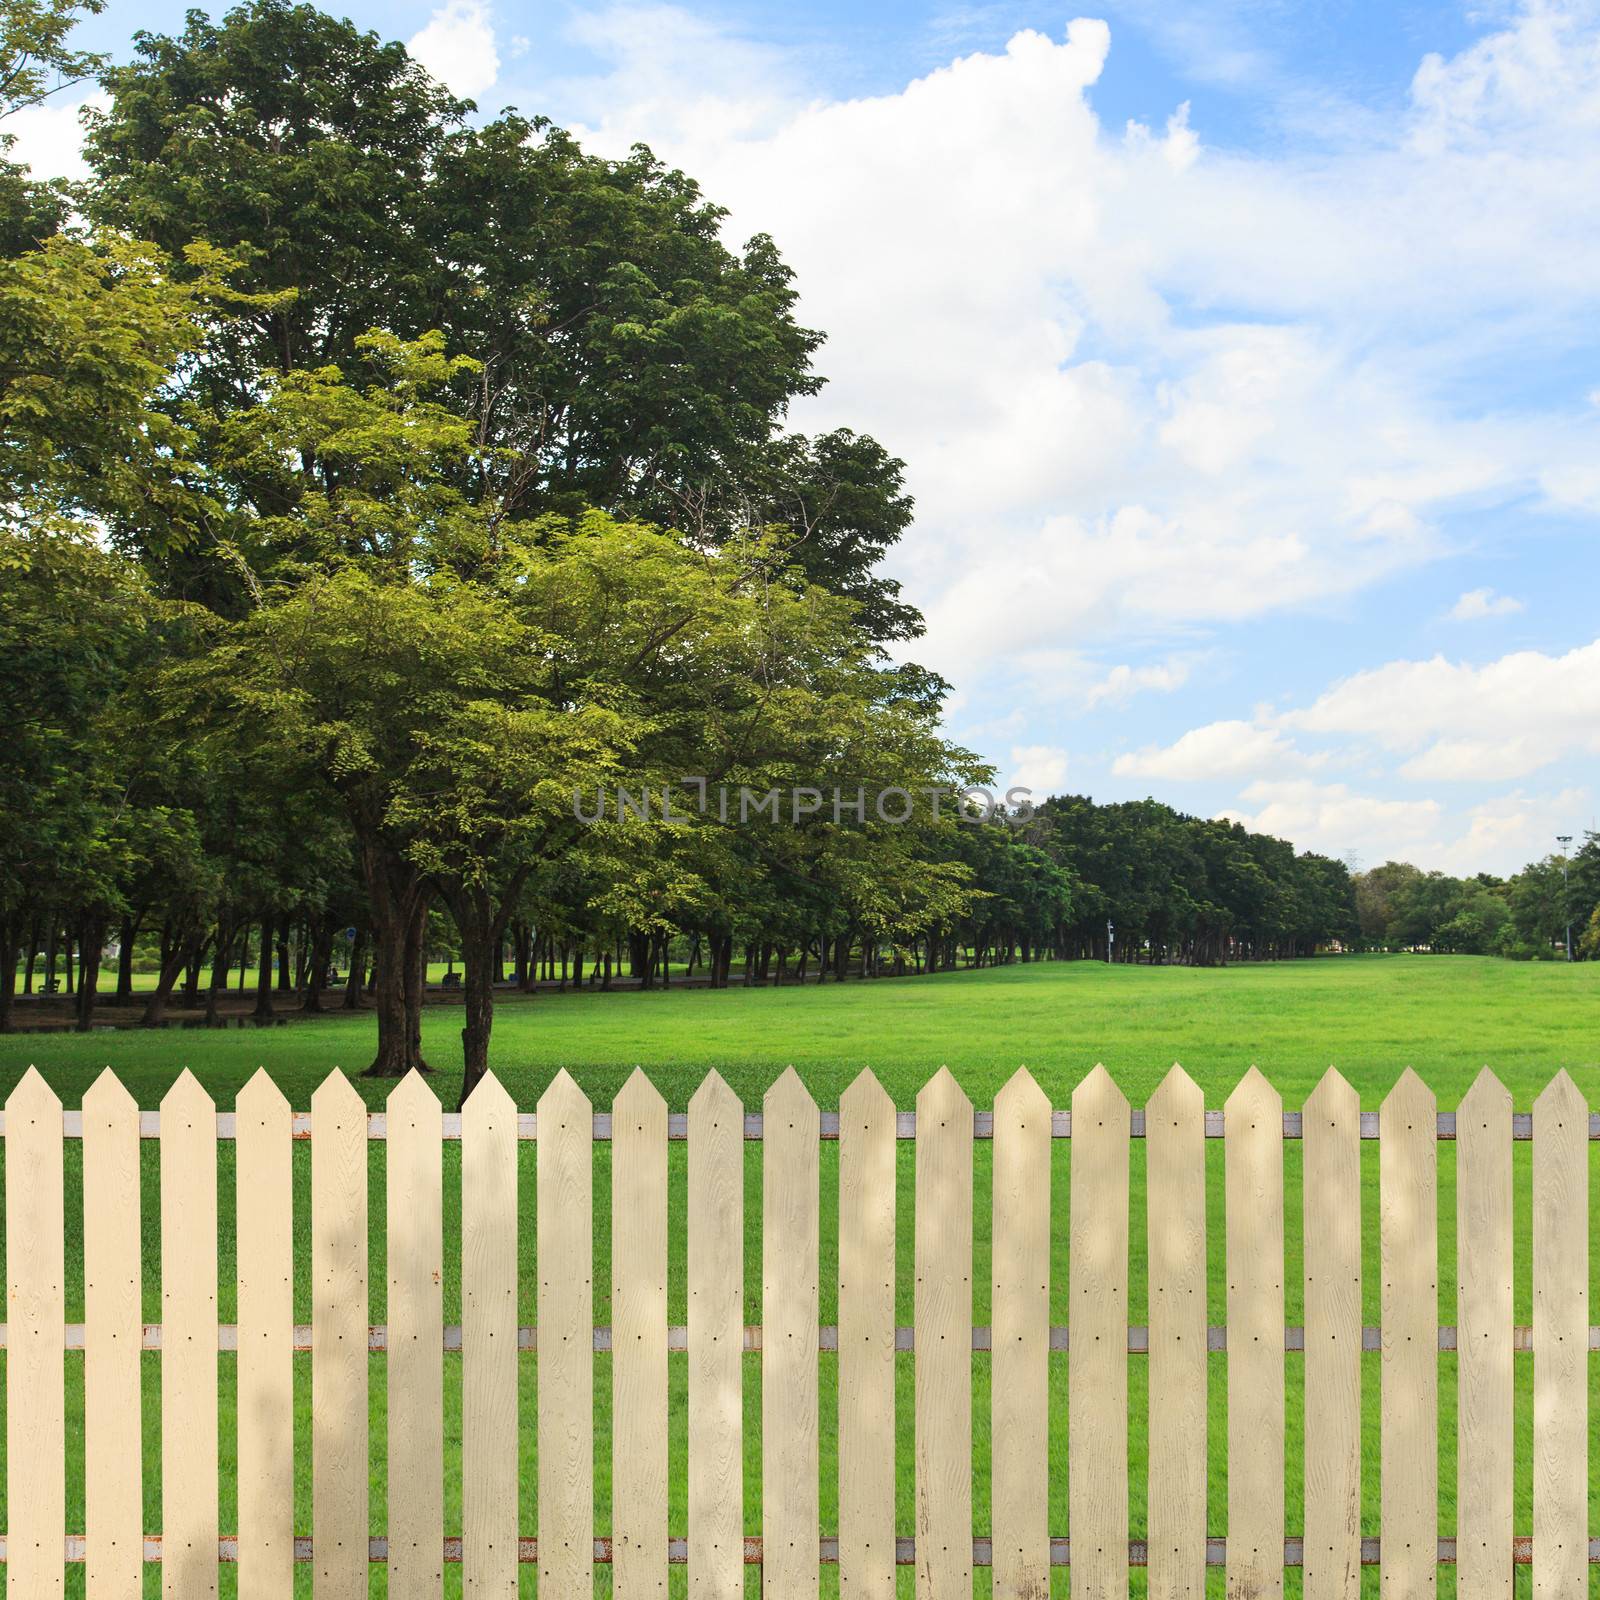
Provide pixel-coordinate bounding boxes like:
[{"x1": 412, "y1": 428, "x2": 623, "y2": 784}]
[
  {"x1": 311, "y1": 1069, "x2": 369, "y2": 1600},
  {"x1": 614, "y1": 1069, "x2": 669, "y2": 1597},
  {"x1": 388, "y1": 1070, "x2": 443, "y2": 1599},
  {"x1": 915, "y1": 1068, "x2": 973, "y2": 1600},
  {"x1": 5, "y1": 1067, "x2": 64, "y2": 1599},
  {"x1": 537, "y1": 1069, "x2": 593, "y2": 1599},
  {"x1": 236, "y1": 1069, "x2": 293, "y2": 1600},
  {"x1": 688, "y1": 1070, "x2": 744, "y2": 1600},
  {"x1": 1381, "y1": 1068, "x2": 1438, "y2": 1600},
  {"x1": 1304, "y1": 1067, "x2": 1360, "y2": 1600},
  {"x1": 992, "y1": 1067, "x2": 1050, "y2": 1600},
  {"x1": 1457, "y1": 1068, "x2": 1511, "y2": 1600},
  {"x1": 1070, "y1": 1064, "x2": 1129, "y2": 1600},
  {"x1": 161, "y1": 1070, "x2": 219, "y2": 1600},
  {"x1": 1532, "y1": 1070, "x2": 1587, "y2": 1600},
  {"x1": 1147, "y1": 1064, "x2": 1205, "y2": 1600},
  {"x1": 461, "y1": 1071, "x2": 519, "y2": 1598},
  {"x1": 84, "y1": 1068, "x2": 142, "y2": 1600},
  {"x1": 1226, "y1": 1066, "x2": 1284, "y2": 1600},
  {"x1": 763, "y1": 1067, "x2": 819, "y2": 1600}
]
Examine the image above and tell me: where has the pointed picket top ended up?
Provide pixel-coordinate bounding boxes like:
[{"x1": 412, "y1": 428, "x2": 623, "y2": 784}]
[
  {"x1": 386, "y1": 1066, "x2": 441, "y2": 1130},
  {"x1": 1147, "y1": 1062, "x2": 1202, "y2": 1122},
  {"x1": 5, "y1": 1063, "x2": 61, "y2": 1120},
  {"x1": 1381, "y1": 1066, "x2": 1435, "y2": 1133},
  {"x1": 1304, "y1": 1065, "x2": 1358, "y2": 1124},
  {"x1": 995, "y1": 1065, "x2": 1049, "y2": 1127},
  {"x1": 537, "y1": 1066, "x2": 591, "y2": 1129},
  {"x1": 236, "y1": 1065, "x2": 289, "y2": 1122},
  {"x1": 1072, "y1": 1061, "x2": 1129, "y2": 1128},
  {"x1": 83, "y1": 1065, "x2": 137, "y2": 1118},
  {"x1": 461, "y1": 1067, "x2": 515, "y2": 1133},
  {"x1": 1533, "y1": 1067, "x2": 1587, "y2": 1128},
  {"x1": 614, "y1": 1065, "x2": 666, "y2": 1126},
  {"x1": 840, "y1": 1067, "x2": 893, "y2": 1127},
  {"x1": 160, "y1": 1066, "x2": 215, "y2": 1125},
  {"x1": 1224, "y1": 1064, "x2": 1281, "y2": 1127},
  {"x1": 764, "y1": 1065, "x2": 817, "y2": 1130},
  {"x1": 688, "y1": 1067, "x2": 741, "y2": 1127},
  {"x1": 916, "y1": 1065, "x2": 971, "y2": 1133},
  {"x1": 1458, "y1": 1066, "x2": 1510, "y2": 1131},
  {"x1": 310, "y1": 1066, "x2": 365, "y2": 1121}
]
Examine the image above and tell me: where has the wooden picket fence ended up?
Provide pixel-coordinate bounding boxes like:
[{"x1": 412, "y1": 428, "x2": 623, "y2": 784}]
[{"x1": 0, "y1": 1060, "x2": 1594, "y2": 1597}]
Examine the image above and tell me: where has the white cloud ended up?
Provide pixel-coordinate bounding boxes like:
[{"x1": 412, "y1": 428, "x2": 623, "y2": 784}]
[
  {"x1": 408, "y1": 0, "x2": 501, "y2": 99},
  {"x1": 1448, "y1": 586, "x2": 1524, "y2": 620},
  {"x1": 1007, "y1": 743, "x2": 1070, "y2": 793},
  {"x1": 1288, "y1": 638, "x2": 1600, "y2": 781},
  {"x1": 1082, "y1": 657, "x2": 1195, "y2": 708},
  {"x1": 3, "y1": 91, "x2": 105, "y2": 182},
  {"x1": 1113, "y1": 719, "x2": 1306, "y2": 782},
  {"x1": 1223, "y1": 779, "x2": 1444, "y2": 860}
]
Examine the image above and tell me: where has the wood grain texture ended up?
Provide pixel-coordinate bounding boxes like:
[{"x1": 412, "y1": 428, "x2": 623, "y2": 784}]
[
  {"x1": 1532, "y1": 1070, "x2": 1586, "y2": 1600},
  {"x1": 1380, "y1": 1068, "x2": 1437, "y2": 1600},
  {"x1": 1070, "y1": 1064, "x2": 1129, "y2": 1600},
  {"x1": 763, "y1": 1068, "x2": 820, "y2": 1600},
  {"x1": 1225, "y1": 1066, "x2": 1284, "y2": 1600},
  {"x1": 1456, "y1": 1068, "x2": 1511, "y2": 1600},
  {"x1": 84, "y1": 1068, "x2": 142, "y2": 1600},
  {"x1": 1303, "y1": 1068, "x2": 1361, "y2": 1600},
  {"x1": 311, "y1": 1069, "x2": 369, "y2": 1600},
  {"x1": 162, "y1": 1069, "x2": 219, "y2": 1600},
  {"x1": 5, "y1": 1067, "x2": 65, "y2": 1599},
  {"x1": 235, "y1": 1068, "x2": 293, "y2": 1600},
  {"x1": 461, "y1": 1070, "x2": 519, "y2": 1598},
  {"x1": 992, "y1": 1067, "x2": 1050, "y2": 1600},
  {"x1": 387, "y1": 1070, "x2": 443, "y2": 1600},
  {"x1": 537, "y1": 1069, "x2": 593, "y2": 1600},
  {"x1": 613, "y1": 1069, "x2": 668, "y2": 1599},
  {"x1": 914, "y1": 1068, "x2": 973, "y2": 1600},
  {"x1": 688, "y1": 1070, "x2": 744, "y2": 1600},
  {"x1": 1147, "y1": 1064, "x2": 1205, "y2": 1600}
]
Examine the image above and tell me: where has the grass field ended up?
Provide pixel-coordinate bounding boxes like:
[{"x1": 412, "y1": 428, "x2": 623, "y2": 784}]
[{"x1": 1, "y1": 953, "x2": 1597, "y2": 1596}]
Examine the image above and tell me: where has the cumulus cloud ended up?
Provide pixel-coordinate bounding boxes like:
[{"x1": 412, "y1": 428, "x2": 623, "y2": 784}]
[
  {"x1": 1448, "y1": 587, "x2": 1524, "y2": 620},
  {"x1": 3, "y1": 91, "x2": 105, "y2": 182},
  {"x1": 408, "y1": 0, "x2": 501, "y2": 99},
  {"x1": 1082, "y1": 657, "x2": 1195, "y2": 708},
  {"x1": 1113, "y1": 720, "x2": 1307, "y2": 782},
  {"x1": 1008, "y1": 743, "x2": 1070, "y2": 794}
]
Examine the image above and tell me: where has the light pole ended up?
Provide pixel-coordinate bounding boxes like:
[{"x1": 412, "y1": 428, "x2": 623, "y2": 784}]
[
  {"x1": 1557, "y1": 835, "x2": 1573, "y2": 961},
  {"x1": 1106, "y1": 919, "x2": 1115, "y2": 965}
]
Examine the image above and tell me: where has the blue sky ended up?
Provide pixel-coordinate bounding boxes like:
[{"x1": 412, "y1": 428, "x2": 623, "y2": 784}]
[{"x1": 17, "y1": 0, "x2": 1600, "y2": 872}]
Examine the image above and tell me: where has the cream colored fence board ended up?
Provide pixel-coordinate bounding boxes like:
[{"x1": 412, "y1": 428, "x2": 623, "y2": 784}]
[
  {"x1": 1456, "y1": 1068, "x2": 1512, "y2": 1600},
  {"x1": 5, "y1": 1068, "x2": 65, "y2": 1599},
  {"x1": 1532, "y1": 1071, "x2": 1587, "y2": 1600},
  {"x1": 992, "y1": 1068, "x2": 1050, "y2": 1600},
  {"x1": 537, "y1": 1069, "x2": 593, "y2": 1600},
  {"x1": 235, "y1": 1068, "x2": 293, "y2": 1600},
  {"x1": 763, "y1": 1068, "x2": 820, "y2": 1600},
  {"x1": 461, "y1": 1071, "x2": 519, "y2": 1599},
  {"x1": 1225, "y1": 1066, "x2": 1284, "y2": 1600},
  {"x1": 1304, "y1": 1067, "x2": 1360, "y2": 1600},
  {"x1": 311, "y1": 1069, "x2": 369, "y2": 1600},
  {"x1": 613, "y1": 1069, "x2": 668, "y2": 1597},
  {"x1": 1070, "y1": 1064, "x2": 1129, "y2": 1600},
  {"x1": 162, "y1": 1070, "x2": 219, "y2": 1600},
  {"x1": 688, "y1": 1071, "x2": 744, "y2": 1600},
  {"x1": 1380, "y1": 1069, "x2": 1437, "y2": 1600},
  {"x1": 83, "y1": 1068, "x2": 142, "y2": 1600},
  {"x1": 915, "y1": 1068, "x2": 973, "y2": 1600},
  {"x1": 388, "y1": 1071, "x2": 444, "y2": 1600},
  {"x1": 1147, "y1": 1064, "x2": 1205, "y2": 1600}
]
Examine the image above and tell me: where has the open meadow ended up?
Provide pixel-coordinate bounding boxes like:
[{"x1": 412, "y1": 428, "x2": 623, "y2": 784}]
[{"x1": 1, "y1": 953, "x2": 1597, "y2": 1596}]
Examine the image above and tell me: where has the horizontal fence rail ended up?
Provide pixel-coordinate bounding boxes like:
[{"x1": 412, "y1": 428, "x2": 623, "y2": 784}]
[{"x1": 2, "y1": 1060, "x2": 1594, "y2": 1593}]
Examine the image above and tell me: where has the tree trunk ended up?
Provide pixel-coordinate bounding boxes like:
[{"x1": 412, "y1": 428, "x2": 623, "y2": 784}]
[
  {"x1": 356, "y1": 834, "x2": 431, "y2": 1078},
  {"x1": 142, "y1": 928, "x2": 196, "y2": 1027},
  {"x1": 74, "y1": 916, "x2": 105, "y2": 1032},
  {"x1": 114, "y1": 913, "x2": 139, "y2": 1005},
  {"x1": 344, "y1": 930, "x2": 367, "y2": 1010},
  {"x1": 276, "y1": 917, "x2": 293, "y2": 993},
  {"x1": 303, "y1": 922, "x2": 335, "y2": 1013},
  {"x1": 206, "y1": 920, "x2": 233, "y2": 1027},
  {"x1": 0, "y1": 917, "x2": 17, "y2": 1031},
  {"x1": 254, "y1": 918, "x2": 275, "y2": 1020}
]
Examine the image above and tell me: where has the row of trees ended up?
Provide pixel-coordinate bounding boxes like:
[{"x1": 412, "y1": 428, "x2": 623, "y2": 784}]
[{"x1": 1353, "y1": 846, "x2": 1600, "y2": 959}]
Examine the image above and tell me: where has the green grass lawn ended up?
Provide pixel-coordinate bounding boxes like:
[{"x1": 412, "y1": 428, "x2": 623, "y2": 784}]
[{"x1": 1, "y1": 953, "x2": 1596, "y2": 1597}]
